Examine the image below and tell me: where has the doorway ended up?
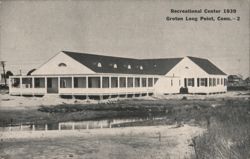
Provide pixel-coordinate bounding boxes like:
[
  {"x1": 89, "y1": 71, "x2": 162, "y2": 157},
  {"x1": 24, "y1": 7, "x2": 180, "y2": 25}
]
[{"x1": 47, "y1": 77, "x2": 58, "y2": 93}]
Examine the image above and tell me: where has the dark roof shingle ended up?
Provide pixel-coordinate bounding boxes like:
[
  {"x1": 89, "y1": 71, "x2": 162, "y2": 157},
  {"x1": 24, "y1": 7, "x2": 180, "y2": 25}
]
[
  {"x1": 187, "y1": 56, "x2": 226, "y2": 75},
  {"x1": 62, "y1": 51, "x2": 226, "y2": 75},
  {"x1": 63, "y1": 51, "x2": 183, "y2": 75}
]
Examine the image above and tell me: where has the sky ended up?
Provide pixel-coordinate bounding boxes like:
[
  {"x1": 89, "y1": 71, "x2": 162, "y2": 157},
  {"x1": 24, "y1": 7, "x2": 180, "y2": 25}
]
[{"x1": 0, "y1": 0, "x2": 249, "y2": 78}]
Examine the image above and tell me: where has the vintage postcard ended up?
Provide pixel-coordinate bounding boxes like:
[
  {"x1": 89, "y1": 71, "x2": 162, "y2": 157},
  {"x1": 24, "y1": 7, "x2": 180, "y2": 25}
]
[{"x1": 0, "y1": 0, "x2": 249, "y2": 159}]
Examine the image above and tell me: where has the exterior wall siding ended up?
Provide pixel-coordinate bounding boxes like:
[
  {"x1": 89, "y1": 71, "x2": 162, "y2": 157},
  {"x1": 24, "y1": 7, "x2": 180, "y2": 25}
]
[{"x1": 32, "y1": 52, "x2": 95, "y2": 75}]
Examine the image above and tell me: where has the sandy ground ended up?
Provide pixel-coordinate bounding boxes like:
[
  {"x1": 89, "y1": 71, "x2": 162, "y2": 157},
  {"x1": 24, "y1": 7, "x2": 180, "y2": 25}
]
[
  {"x1": 0, "y1": 124, "x2": 204, "y2": 159},
  {"x1": 1, "y1": 91, "x2": 249, "y2": 110}
]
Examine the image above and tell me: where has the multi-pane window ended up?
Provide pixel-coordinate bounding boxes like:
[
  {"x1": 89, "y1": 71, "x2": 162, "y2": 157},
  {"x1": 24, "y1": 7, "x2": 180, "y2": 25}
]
[
  {"x1": 213, "y1": 78, "x2": 216, "y2": 86},
  {"x1": 119, "y1": 77, "x2": 126, "y2": 88},
  {"x1": 142, "y1": 78, "x2": 147, "y2": 87},
  {"x1": 88, "y1": 77, "x2": 100, "y2": 88},
  {"x1": 11, "y1": 78, "x2": 20, "y2": 88},
  {"x1": 135, "y1": 78, "x2": 140, "y2": 87},
  {"x1": 217, "y1": 78, "x2": 220, "y2": 85},
  {"x1": 200, "y1": 78, "x2": 206, "y2": 86},
  {"x1": 60, "y1": 77, "x2": 72, "y2": 88},
  {"x1": 102, "y1": 77, "x2": 109, "y2": 88},
  {"x1": 148, "y1": 78, "x2": 153, "y2": 87},
  {"x1": 127, "y1": 77, "x2": 133, "y2": 88},
  {"x1": 22, "y1": 78, "x2": 33, "y2": 88},
  {"x1": 74, "y1": 77, "x2": 86, "y2": 88},
  {"x1": 34, "y1": 78, "x2": 45, "y2": 88},
  {"x1": 111, "y1": 77, "x2": 118, "y2": 88},
  {"x1": 187, "y1": 78, "x2": 194, "y2": 87},
  {"x1": 209, "y1": 78, "x2": 212, "y2": 86}
]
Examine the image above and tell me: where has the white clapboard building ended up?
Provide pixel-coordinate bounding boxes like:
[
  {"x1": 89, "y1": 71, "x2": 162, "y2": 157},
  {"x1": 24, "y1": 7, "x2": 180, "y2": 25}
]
[{"x1": 9, "y1": 51, "x2": 227, "y2": 98}]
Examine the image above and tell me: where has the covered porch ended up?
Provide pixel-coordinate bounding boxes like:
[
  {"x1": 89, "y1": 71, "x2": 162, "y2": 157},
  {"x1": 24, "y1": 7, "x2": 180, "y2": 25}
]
[{"x1": 9, "y1": 74, "x2": 159, "y2": 99}]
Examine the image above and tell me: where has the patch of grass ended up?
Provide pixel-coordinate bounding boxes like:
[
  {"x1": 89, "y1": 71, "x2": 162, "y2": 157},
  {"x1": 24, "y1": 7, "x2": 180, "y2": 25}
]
[{"x1": 192, "y1": 100, "x2": 250, "y2": 159}]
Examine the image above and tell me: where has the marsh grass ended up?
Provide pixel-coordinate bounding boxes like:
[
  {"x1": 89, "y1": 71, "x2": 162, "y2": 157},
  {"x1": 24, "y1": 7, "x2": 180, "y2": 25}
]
[{"x1": 193, "y1": 100, "x2": 250, "y2": 159}]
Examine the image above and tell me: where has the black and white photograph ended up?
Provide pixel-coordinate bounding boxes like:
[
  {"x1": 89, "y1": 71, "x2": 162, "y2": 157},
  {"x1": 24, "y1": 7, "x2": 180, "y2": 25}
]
[{"x1": 0, "y1": 0, "x2": 249, "y2": 158}]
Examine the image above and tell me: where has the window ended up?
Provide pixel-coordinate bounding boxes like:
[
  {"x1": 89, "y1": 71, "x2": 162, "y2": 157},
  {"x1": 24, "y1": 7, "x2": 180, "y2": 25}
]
[
  {"x1": 60, "y1": 77, "x2": 72, "y2": 88},
  {"x1": 111, "y1": 77, "x2": 118, "y2": 88},
  {"x1": 97, "y1": 62, "x2": 102, "y2": 67},
  {"x1": 171, "y1": 79, "x2": 173, "y2": 86},
  {"x1": 148, "y1": 78, "x2": 153, "y2": 87},
  {"x1": 11, "y1": 78, "x2": 20, "y2": 88},
  {"x1": 187, "y1": 78, "x2": 194, "y2": 87},
  {"x1": 128, "y1": 65, "x2": 131, "y2": 69},
  {"x1": 22, "y1": 78, "x2": 33, "y2": 88},
  {"x1": 197, "y1": 78, "x2": 200, "y2": 87},
  {"x1": 221, "y1": 78, "x2": 224, "y2": 85},
  {"x1": 142, "y1": 78, "x2": 147, "y2": 87},
  {"x1": 135, "y1": 78, "x2": 140, "y2": 87},
  {"x1": 217, "y1": 78, "x2": 220, "y2": 85},
  {"x1": 113, "y1": 64, "x2": 117, "y2": 68},
  {"x1": 74, "y1": 77, "x2": 86, "y2": 88},
  {"x1": 209, "y1": 78, "x2": 212, "y2": 86},
  {"x1": 102, "y1": 77, "x2": 109, "y2": 88},
  {"x1": 34, "y1": 78, "x2": 45, "y2": 88},
  {"x1": 58, "y1": 63, "x2": 67, "y2": 67},
  {"x1": 88, "y1": 77, "x2": 100, "y2": 88},
  {"x1": 127, "y1": 77, "x2": 133, "y2": 88},
  {"x1": 213, "y1": 78, "x2": 216, "y2": 86},
  {"x1": 119, "y1": 77, "x2": 126, "y2": 88},
  {"x1": 200, "y1": 78, "x2": 206, "y2": 86}
]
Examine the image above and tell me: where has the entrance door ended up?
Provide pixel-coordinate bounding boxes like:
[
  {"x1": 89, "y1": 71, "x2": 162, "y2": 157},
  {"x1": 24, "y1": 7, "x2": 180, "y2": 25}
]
[{"x1": 47, "y1": 78, "x2": 58, "y2": 93}]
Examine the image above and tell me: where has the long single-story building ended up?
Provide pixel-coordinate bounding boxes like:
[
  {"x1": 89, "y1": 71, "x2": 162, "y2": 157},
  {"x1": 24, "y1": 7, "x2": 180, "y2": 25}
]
[{"x1": 9, "y1": 51, "x2": 227, "y2": 98}]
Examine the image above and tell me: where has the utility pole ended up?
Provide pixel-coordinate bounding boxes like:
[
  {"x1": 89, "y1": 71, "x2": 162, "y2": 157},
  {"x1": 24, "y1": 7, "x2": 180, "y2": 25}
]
[{"x1": 0, "y1": 61, "x2": 7, "y2": 86}]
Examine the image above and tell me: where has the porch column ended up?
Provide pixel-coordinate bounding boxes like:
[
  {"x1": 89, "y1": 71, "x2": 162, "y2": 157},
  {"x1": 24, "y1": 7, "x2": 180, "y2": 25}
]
[
  {"x1": 126, "y1": 77, "x2": 128, "y2": 88},
  {"x1": 100, "y1": 76, "x2": 103, "y2": 88},
  {"x1": 140, "y1": 77, "x2": 142, "y2": 88},
  {"x1": 86, "y1": 76, "x2": 89, "y2": 99},
  {"x1": 133, "y1": 77, "x2": 135, "y2": 88},
  {"x1": 117, "y1": 76, "x2": 120, "y2": 88},
  {"x1": 72, "y1": 76, "x2": 74, "y2": 96},
  {"x1": 58, "y1": 76, "x2": 60, "y2": 94},
  {"x1": 109, "y1": 76, "x2": 111, "y2": 88},
  {"x1": 32, "y1": 77, "x2": 34, "y2": 96},
  {"x1": 86, "y1": 76, "x2": 88, "y2": 88},
  {"x1": 45, "y1": 77, "x2": 47, "y2": 94},
  {"x1": 20, "y1": 77, "x2": 22, "y2": 88},
  {"x1": 20, "y1": 77, "x2": 22, "y2": 95}
]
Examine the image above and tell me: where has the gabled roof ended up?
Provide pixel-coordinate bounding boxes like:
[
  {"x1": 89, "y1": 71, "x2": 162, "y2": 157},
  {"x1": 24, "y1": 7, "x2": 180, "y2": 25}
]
[
  {"x1": 62, "y1": 51, "x2": 183, "y2": 75},
  {"x1": 187, "y1": 56, "x2": 226, "y2": 75}
]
